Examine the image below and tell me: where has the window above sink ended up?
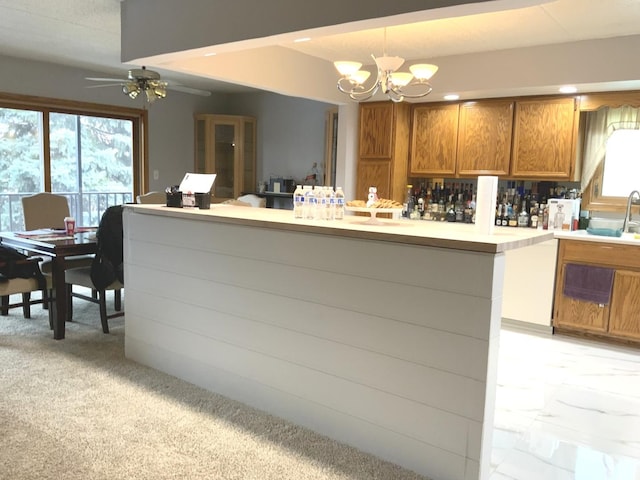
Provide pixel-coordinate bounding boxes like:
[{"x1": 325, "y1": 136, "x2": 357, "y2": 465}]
[{"x1": 580, "y1": 92, "x2": 640, "y2": 213}]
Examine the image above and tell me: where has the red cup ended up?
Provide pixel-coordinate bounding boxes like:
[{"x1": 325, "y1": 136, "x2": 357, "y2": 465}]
[{"x1": 64, "y1": 216, "x2": 76, "y2": 235}]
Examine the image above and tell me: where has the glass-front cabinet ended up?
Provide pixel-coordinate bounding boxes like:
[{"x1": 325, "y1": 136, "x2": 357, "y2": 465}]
[{"x1": 194, "y1": 114, "x2": 256, "y2": 201}]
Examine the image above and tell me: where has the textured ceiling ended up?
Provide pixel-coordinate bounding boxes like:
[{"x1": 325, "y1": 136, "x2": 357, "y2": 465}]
[
  {"x1": 0, "y1": 0, "x2": 121, "y2": 70},
  {"x1": 0, "y1": 0, "x2": 250, "y2": 93},
  {"x1": 286, "y1": 0, "x2": 640, "y2": 63},
  {"x1": 1, "y1": 0, "x2": 640, "y2": 97}
]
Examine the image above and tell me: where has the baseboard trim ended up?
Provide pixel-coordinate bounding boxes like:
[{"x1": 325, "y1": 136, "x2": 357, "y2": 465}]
[{"x1": 501, "y1": 317, "x2": 553, "y2": 335}]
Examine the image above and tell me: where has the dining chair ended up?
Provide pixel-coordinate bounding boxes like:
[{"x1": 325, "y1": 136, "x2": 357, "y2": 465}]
[
  {"x1": 21, "y1": 192, "x2": 95, "y2": 307},
  {"x1": 64, "y1": 205, "x2": 124, "y2": 333},
  {"x1": 0, "y1": 255, "x2": 48, "y2": 319},
  {"x1": 136, "y1": 191, "x2": 166, "y2": 204},
  {"x1": 22, "y1": 192, "x2": 71, "y2": 230},
  {"x1": 64, "y1": 269, "x2": 123, "y2": 333}
]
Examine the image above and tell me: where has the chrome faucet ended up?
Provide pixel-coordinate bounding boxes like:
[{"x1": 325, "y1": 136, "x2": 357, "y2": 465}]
[{"x1": 623, "y1": 190, "x2": 640, "y2": 233}]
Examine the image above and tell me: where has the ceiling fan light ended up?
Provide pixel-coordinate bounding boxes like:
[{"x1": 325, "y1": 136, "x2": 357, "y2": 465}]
[
  {"x1": 334, "y1": 61, "x2": 362, "y2": 76},
  {"x1": 122, "y1": 82, "x2": 138, "y2": 95},
  {"x1": 409, "y1": 63, "x2": 438, "y2": 81},
  {"x1": 154, "y1": 87, "x2": 167, "y2": 98},
  {"x1": 127, "y1": 87, "x2": 140, "y2": 99},
  {"x1": 145, "y1": 89, "x2": 157, "y2": 103}
]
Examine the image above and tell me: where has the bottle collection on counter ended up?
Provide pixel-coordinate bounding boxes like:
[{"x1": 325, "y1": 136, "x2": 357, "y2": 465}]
[
  {"x1": 494, "y1": 181, "x2": 582, "y2": 230},
  {"x1": 402, "y1": 182, "x2": 477, "y2": 223},
  {"x1": 399, "y1": 180, "x2": 584, "y2": 229}
]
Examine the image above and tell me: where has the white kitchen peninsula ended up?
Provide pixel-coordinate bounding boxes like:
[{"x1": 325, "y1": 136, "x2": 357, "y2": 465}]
[{"x1": 123, "y1": 204, "x2": 553, "y2": 480}]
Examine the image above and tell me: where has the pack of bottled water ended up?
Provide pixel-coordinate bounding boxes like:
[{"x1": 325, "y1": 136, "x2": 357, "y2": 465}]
[{"x1": 293, "y1": 185, "x2": 345, "y2": 221}]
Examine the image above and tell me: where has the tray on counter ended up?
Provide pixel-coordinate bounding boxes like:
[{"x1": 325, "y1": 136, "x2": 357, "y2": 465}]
[{"x1": 344, "y1": 206, "x2": 403, "y2": 225}]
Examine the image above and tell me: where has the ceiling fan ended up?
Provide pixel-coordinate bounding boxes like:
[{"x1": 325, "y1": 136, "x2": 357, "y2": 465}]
[{"x1": 86, "y1": 66, "x2": 212, "y2": 103}]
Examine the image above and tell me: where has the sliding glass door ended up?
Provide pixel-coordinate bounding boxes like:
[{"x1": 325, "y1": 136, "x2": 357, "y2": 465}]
[{"x1": 0, "y1": 96, "x2": 145, "y2": 231}]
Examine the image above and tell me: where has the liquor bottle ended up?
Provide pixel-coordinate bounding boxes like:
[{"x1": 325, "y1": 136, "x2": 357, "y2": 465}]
[
  {"x1": 453, "y1": 193, "x2": 462, "y2": 222},
  {"x1": 437, "y1": 189, "x2": 445, "y2": 217},
  {"x1": 417, "y1": 184, "x2": 426, "y2": 218},
  {"x1": 425, "y1": 182, "x2": 432, "y2": 208},
  {"x1": 517, "y1": 200, "x2": 529, "y2": 227},
  {"x1": 431, "y1": 183, "x2": 441, "y2": 219},
  {"x1": 496, "y1": 203, "x2": 503, "y2": 226},
  {"x1": 334, "y1": 187, "x2": 345, "y2": 220},
  {"x1": 508, "y1": 207, "x2": 518, "y2": 227},
  {"x1": 293, "y1": 184, "x2": 304, "y2": 219},
  {"x1": 423, "y1": 183, "x2": 433, "y2": 220},
  {"x1": 403, "y1": 184, "x2": 415, "y2": 219},
  {"x1": 501, "y1": 204, "x2": 509, "y2": 226},
  {"x1": 530, "y1": 202, "x2": 539, "y2": 228},
  {"x1": 446, "y1": 205, "x2": 456, "y2": 222},
  {"x1": 554, "y1": 203, "x2": 565, "y2": 230}
]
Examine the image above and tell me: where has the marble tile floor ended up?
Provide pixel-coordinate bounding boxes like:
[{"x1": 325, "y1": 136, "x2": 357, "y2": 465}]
[{"x1": 491, "y1": 325, "x2": 640, "y2": 479}]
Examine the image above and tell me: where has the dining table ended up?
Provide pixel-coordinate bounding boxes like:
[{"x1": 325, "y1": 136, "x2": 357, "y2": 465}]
[{"x1": 0, "y1": 229, "x2": 98, "y2": 339}]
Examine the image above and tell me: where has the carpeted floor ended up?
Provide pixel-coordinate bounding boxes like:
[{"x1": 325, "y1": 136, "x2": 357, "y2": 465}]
[{"x1": 0, "y1": 293, "x2": 429, "y2": 480}]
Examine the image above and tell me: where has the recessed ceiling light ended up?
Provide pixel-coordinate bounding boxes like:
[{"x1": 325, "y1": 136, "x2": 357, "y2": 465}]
[
  {"x1": 294, "y1": 37, "x2": 311, "y2": 43},
  {"x1": 443, "y1": 94, "x2": 460, "y2": 101},
  {"x1": 204, "y1": 52, "x2": 217, "y2": 57},
  {"x1": 558, "y1": 85, "x2": 577, "y2": 94}
]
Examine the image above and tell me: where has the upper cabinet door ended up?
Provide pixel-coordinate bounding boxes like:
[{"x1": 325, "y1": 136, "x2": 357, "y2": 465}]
[
  {"x1": 410, "y1": 104, "x2": 459, "y2": 176},
  {"x1": 359, "y1": 103, "x2": 394, "y2": 159},
  {"x1": 511, "y1": 97, "x2": 578, "y2": 178},
  {"x1": 457, "y1": 100, "x2": 513, "y2": 176}
]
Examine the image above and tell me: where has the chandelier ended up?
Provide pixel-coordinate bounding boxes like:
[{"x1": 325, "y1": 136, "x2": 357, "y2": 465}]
[{"x1": 334, "y1": 29, "x2": 438, "y2": 103}]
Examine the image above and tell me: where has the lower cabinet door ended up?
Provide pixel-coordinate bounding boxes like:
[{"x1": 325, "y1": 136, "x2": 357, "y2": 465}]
[
  {"x1": 554, "y1": 264, "x2": 609, "y2": 332},
  {"x1": 554, "y1": 295, "x2": 609, "y2": 332},
  {"x1": 608, "y1": 270, "x2": 640, "y2": 341}
]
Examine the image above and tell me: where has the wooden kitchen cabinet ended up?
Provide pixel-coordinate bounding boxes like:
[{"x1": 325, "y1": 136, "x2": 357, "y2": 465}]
[
  {"x1": 456, "y1": 99, "x2": 513, "y2": 176},
  {"x1": 553, "y1": 239, "x2": 640, "y2": 346},
  {"x1": 356, "y1": 102, "x2": 410, "y2": 204},
  {"x1": 608, "y1": 270, "x2": 640, "y2": 341},
  {"x1": 554, "y1": 262, "x2": 610, "y2": 333},
  {"x1": 409, "y1": 103, "x2": 459, "y2": 176},
  {"x1": 194, "y1": 114, "x2": 256, "y2": 201},
  {"x1": 511, "y1": 97, "x2": 578, "y2": 179}
]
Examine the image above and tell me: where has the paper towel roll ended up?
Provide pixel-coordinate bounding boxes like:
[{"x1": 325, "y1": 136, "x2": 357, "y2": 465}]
[{"x1": 475, "y1": 176, "x2": 498, "y2": 235}]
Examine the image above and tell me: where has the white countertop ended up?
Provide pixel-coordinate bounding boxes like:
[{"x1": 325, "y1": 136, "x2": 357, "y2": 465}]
[
  {"x1": 554, "y1": 229, "x2": 640, "y2": 246},
  {"x1": 126, "y1": 204, "x2": 554, "y2": 254}
]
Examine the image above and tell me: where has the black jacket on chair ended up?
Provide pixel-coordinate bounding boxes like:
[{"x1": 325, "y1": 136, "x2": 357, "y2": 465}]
[
  {"x1": 0, "y1": 245, "x2": 46, "y2": 290},
  {"x1": 90, "y1": 205, "x2": 124, "y2": 289}
]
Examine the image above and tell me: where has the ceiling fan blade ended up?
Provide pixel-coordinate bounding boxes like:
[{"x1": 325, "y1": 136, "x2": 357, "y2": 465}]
[
  {"x1": 86, "y1": 77, "x2": 126, "y2": 82},
  {"x1": 166, "y1": 84, "x2": 212, "y2": 97},
  {"x1": 85, "y1": 83, "x2": 124, "y2": 89},
  {"x1": 85, "y1": 68, "x2": 211, "y2": 99}
]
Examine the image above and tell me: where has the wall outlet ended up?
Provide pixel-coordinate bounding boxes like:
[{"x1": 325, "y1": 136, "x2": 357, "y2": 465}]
[{"x1": 153, "y1": 169, "x2": 159, "y2": 180}]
